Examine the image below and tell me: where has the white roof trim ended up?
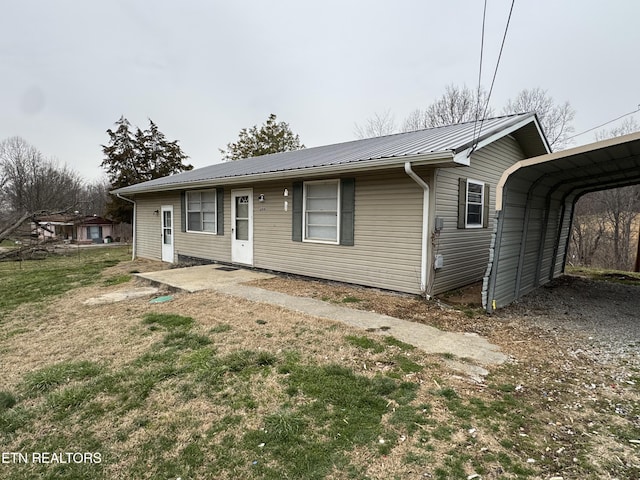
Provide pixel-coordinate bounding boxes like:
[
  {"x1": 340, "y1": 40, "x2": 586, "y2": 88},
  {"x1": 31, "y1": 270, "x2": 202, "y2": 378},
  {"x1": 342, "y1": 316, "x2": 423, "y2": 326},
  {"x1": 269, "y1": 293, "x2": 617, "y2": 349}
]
[{"x1": 454, "y1": 116, "x2": 550, "y2": 166}]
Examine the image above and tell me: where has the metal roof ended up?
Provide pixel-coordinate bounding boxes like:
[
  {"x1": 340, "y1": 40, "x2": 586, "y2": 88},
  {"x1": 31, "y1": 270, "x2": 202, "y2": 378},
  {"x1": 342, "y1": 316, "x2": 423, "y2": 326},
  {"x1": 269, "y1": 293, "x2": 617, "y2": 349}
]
[
  {"x1": 113, "y1": 113, "x2": 543, "y2": 194},
  {"x1": 484, "y1": 131, "x2": 640, "y2": 311}
]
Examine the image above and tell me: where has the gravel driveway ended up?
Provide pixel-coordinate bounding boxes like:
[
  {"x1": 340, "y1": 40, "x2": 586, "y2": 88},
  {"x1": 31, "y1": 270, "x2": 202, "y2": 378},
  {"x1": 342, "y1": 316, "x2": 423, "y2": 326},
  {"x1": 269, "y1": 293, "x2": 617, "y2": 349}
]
[{"x1": 497, "y1": 275, "x2": 640, "y2": 365}]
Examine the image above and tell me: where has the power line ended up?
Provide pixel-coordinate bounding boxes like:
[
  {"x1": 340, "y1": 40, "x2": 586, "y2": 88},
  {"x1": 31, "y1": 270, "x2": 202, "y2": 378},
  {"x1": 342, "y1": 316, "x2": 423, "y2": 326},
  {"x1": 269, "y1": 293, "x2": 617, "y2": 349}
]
[
  {"x1": 565, "y1": 106, "x2": 640, "y2": 141},
  {"x1": 470, "y1": 0, "x2": 516, "y2": 156},
  {"x1": 471, "y1": 0, "x2": 488, "y2": 144}
]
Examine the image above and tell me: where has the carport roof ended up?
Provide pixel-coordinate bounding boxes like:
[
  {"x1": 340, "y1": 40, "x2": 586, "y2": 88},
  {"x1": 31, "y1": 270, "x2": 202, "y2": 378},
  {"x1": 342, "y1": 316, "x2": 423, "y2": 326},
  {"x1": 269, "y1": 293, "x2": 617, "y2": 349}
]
[
  {"x1": 485, "y1": 130, "x2": 640, "y2": 312},
  {"x1": 496, "y1": 130, "x2": 640, "y2": 209}
]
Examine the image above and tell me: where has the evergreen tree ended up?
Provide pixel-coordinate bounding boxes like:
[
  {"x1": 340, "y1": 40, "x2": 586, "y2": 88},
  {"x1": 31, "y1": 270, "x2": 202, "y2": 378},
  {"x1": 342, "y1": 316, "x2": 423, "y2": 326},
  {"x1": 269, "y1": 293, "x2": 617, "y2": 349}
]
[
  {"x1": 219, "y1": 113, "x2": 304, "y2": 161},
  {"x1": 101, "y1": 116, "x2": 192, "y2": 222}
]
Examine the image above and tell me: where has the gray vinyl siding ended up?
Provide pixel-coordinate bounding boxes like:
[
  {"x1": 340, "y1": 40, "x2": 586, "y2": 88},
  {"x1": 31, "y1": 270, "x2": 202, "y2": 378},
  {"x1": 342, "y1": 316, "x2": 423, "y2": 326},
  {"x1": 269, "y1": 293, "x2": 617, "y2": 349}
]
[
  {"x1": 176, "y1": 191, "x2": 230, "y2": 262},
  {"x1": 134, "y1": 191, "x2": 230, "y2": 263},
  {"x1": 133, "y1": 169, "x2": 426, "y2": 294},
  {"x1": 135, "y1": 192, "x2": 167, "y2": 261},
  {"x1": 431, "y1": 136, "x2": 526, "y2": 295},
  {"x1": 253, "y1": 171, "x2": 424, "y2": 293}
]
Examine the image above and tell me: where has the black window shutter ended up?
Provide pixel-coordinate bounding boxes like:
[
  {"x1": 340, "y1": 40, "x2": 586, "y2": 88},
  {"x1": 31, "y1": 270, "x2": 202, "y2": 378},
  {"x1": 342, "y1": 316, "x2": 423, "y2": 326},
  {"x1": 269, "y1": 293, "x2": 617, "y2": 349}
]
[
  {"x1": 340, "y1": 178, "x2": 355, "y2": 246},
  {"x1": 180, "y1": 191, "x2": 186, "y2": 232},
  {"x1": 457, "y1": 177, "x2": 467, "y2": 229},
  {"x1": 292, "y1": 181, "x2": 303, "y2": 242},
  {"x1": 483, "y1": 184, "x2": 490, "y2": 228},
  {"x1": 216, "y1": 188, "x2": 224, "y2": 235}
]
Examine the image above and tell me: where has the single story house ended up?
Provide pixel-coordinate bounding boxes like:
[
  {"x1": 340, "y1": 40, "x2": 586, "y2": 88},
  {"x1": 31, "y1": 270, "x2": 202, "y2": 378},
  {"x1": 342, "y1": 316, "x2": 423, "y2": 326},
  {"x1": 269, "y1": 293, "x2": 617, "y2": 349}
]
[
  {"x1": 112, "y1": 113, "x2": 550, "y2": 297},
  {"x1": 75, "y1": 216, "x2": 116, "y2": 244},
  {"x1": 32, "y1": 214, "x2": 115, "y2": 244}
]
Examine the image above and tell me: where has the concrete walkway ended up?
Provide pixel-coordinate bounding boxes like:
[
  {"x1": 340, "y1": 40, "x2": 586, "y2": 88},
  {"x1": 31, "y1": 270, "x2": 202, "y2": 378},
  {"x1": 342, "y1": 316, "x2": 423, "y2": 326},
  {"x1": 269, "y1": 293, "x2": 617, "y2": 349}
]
[{"x1": 137, "y1": 265, "x2": 508, "y2": 378}]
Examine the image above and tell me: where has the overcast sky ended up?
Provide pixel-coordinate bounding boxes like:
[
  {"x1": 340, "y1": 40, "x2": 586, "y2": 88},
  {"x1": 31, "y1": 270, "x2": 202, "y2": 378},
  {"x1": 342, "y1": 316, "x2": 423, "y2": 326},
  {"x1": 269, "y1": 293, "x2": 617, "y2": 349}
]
[{"x1": 2, "y1": 1, "x2": 639, "y2": 182}]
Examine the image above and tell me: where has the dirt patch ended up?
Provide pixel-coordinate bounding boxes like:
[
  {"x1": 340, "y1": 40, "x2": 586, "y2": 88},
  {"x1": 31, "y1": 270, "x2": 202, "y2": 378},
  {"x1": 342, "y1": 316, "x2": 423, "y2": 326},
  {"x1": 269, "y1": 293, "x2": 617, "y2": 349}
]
[{"x1": 436, "y1": 281, "x2": 483, "y2": 306}]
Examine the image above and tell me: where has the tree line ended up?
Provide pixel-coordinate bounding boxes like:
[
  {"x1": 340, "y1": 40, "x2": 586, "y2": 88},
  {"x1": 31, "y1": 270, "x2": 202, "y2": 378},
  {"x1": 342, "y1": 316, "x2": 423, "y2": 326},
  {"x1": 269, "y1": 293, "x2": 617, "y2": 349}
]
[
  {"x1": 353, "y1": 84, "x2": 576, "y2": 150},
  {"x1": 0, "y1": 137, "x2": 111, "y2": 229}
]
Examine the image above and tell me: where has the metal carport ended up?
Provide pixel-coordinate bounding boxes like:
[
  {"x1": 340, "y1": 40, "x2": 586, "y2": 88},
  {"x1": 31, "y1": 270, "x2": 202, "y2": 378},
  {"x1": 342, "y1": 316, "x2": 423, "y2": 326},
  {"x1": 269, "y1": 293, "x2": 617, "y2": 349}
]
[{"x1": 483, "y1": 131, "x2": 640, "y2": 312}]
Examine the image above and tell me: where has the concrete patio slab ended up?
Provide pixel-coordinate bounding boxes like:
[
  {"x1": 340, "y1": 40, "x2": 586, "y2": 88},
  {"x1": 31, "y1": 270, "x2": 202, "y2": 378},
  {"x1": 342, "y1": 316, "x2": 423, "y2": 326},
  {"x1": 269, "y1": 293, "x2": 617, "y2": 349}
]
[
  {"x1": 83, "y1": 286, "x2": 159, "y2": 305},
  {"x1": 136, "y1": 264, "x2": 274, "y2": 292}
]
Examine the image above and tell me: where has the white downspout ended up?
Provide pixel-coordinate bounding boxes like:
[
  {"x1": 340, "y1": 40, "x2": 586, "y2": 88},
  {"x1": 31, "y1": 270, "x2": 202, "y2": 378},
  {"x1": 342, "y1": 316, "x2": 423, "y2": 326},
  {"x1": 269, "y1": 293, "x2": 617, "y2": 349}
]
[
  {"x1": 116, "y1": 193, "x2": 136, "y2": 261},
  {"x1": 404, "y1": 162, "x2": 430, "y2": 298}
]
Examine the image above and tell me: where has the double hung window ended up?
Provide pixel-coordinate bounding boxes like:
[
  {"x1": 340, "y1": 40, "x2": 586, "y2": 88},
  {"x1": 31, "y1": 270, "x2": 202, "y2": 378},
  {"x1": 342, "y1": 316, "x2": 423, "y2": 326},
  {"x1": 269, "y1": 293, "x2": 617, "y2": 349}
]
[
  {"x1": 458, "y1": 178, "x2": 489, "y2": 229},
  {"x1": 303, "y1": 180, "x2": 340, "y2": 243},
  {"x1": 465, "y1": 180, "x2": 484, "y2": 228},
  {"x1": 186, "y1": 190, "x2": 217, "y2": 233}
]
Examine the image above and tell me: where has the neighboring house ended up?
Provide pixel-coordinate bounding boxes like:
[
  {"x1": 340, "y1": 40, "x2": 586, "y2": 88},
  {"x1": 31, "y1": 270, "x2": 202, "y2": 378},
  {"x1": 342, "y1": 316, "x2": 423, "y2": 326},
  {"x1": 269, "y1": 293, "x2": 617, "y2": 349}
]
[
  {"x1": 32, "y1": 215, "x2": 115, "y2": 244},
  {"x1": 75, "y1": 216, "x2": 115, "y2": 244},
  {"x1": 32, "y1": 214, "x2": 75, "y2": 241},
  {"x1": 112, "y1": 113, "x2": 550, "y2": 297}
]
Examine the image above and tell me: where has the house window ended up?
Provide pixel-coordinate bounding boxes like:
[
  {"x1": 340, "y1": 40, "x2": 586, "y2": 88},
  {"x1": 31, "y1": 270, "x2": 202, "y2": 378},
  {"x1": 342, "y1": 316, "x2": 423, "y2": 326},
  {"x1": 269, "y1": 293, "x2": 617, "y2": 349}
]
[
  {"x1": 303, "y1": 180, "x2": 340, "y2": 243},
  {"x1": 465, "y1": 180, "x2": 484, "y2": 228},
  {"x1": 458, "y1": 178, "x2": 490, "y2": 229},
  {"x1": 87, "y1": 226, "x2": 102, "y2": 239},
  {"x1": 186, "y1": 190, "x2": 217, "y2": 233}
]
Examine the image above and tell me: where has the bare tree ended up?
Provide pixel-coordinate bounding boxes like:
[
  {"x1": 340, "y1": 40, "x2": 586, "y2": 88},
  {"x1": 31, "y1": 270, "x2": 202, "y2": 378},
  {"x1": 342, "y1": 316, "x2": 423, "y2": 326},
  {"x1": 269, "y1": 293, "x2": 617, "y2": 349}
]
[
  {"x1": 595, "y1": 118, "x2": 640, "y2": 270},
  {"x1": 570, "y1": 196, "x2": 607, "y2": 267},
  {"x1": 353, "y1": 110, "x2": 397, "y2": 139},
  {"x1": 502, "y1": 88, "x2": 575, "y2": 150},
  {"x1": 599, "y1": 186, "x2": 639, "y2": 270},
  {"x1": 402, "y1": 84, "x2": 493, "y2": 131},
  {"x1": 0, "y1": 137, "x2": 83, "y2": 218},
  {"x1": 79, "y1": 178, "x2": 112, "y2": 217},
  {"x1": 354, "y1": 85, "x2": 574, "y2": 154},
  {"x1": 594, "y1": 117, "x2": 639, "y2": 142},
  {"x1": 569, "y1": 118, "x2": 640, "y2": 270}
]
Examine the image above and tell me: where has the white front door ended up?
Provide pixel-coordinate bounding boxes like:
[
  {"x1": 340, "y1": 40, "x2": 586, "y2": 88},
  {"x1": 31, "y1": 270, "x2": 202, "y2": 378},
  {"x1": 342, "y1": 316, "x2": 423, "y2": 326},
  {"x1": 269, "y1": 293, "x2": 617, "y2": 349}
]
[
  {"x1": 161, "y1": 205, "x2": 174, "y2": 263},
  {"x1": 231, "y1": 189, "x2": 253, "y2": 265}
]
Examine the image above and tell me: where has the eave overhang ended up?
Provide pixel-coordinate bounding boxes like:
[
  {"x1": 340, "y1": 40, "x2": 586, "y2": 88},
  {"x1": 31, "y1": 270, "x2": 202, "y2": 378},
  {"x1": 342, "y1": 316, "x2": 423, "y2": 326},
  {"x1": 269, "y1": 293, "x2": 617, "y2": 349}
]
[{"x1": 111, "y1": 151, "x2": 456, "y2": 196}]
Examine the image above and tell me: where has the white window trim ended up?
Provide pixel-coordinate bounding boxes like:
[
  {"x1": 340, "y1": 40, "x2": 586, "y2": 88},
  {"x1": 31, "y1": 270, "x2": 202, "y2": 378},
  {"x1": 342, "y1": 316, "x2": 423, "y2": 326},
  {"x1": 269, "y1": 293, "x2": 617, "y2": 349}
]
[
  {"x1": 185, "y1": 189, "x2": 217, "y2": 235},
  {"x1": 302, "y1": 179, "x2": 340, "y2": 245},
  {"x1": 465, "y1": 179, "x2": 485, "y2": 229}
]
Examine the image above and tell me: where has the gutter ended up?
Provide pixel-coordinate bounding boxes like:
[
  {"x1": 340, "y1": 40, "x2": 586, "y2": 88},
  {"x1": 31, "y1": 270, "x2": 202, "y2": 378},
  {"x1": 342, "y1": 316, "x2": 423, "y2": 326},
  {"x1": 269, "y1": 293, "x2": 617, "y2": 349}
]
[
  {"x1": 116, "y1": 193, "x2": 136, "y2": 261},
  {"x1": 403, "y1": 162, "x2": 430, "y2": 298}
]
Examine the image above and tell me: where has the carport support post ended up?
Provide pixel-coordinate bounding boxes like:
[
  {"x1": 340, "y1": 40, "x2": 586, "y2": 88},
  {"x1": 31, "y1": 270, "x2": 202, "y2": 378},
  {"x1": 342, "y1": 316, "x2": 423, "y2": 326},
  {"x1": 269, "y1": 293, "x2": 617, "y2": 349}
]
[
  {"x1": 561, "y1": 198, "x2": 578, "y2": 275},
  {"x1": 485, "y1": 209, "x2": 505, "y2": 313},
  {"x1": 635, "y1": 222, "x2": 640, "y2": 272},
  {"x1": 534, "y1": 193, "x2": 553, "y2": 287},
  {"x1": 514, "y1": 189, "x2": 534, "y2": 301}
]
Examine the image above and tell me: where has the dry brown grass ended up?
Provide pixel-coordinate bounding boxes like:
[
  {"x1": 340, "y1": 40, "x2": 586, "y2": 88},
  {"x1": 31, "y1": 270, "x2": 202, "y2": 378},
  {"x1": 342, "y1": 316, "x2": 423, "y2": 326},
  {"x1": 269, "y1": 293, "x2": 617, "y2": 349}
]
[{"x1": 2, "y1": 255, "x2": 639, "y2": 479}]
